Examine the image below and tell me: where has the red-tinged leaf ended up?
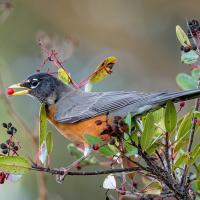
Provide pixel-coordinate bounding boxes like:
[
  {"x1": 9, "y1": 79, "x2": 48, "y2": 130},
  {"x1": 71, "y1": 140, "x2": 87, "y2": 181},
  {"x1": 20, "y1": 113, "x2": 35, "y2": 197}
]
[{"x1": 83, "y1": 134, "x2": 102, "y2": 145}]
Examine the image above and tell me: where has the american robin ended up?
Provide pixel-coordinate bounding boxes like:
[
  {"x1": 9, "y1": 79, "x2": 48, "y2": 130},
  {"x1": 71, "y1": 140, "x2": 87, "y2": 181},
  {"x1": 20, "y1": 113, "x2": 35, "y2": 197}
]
[{"x1": 8, "y1": 73, "x2": 200, "y2": 173}]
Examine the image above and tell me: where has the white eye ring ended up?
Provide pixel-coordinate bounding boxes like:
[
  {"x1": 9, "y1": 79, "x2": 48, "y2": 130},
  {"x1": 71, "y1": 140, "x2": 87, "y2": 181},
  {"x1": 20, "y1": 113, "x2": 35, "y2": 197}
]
[{"x1": 31, "y1": 79, "x2": 39, "y2": 88}]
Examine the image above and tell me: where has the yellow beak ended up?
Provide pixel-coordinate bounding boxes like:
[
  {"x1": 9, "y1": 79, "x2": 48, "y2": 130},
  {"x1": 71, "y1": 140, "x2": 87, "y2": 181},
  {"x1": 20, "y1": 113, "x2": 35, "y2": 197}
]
[{"x1": 8, "y1": 83, "x2": 30, "y2": 96}]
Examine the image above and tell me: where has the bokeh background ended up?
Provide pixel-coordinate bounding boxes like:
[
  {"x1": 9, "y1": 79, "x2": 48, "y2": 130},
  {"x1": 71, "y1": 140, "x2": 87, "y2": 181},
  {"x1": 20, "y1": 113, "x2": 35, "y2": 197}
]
[{"x1": 0, "y1": 0, "x2": 199, "y2": 199}]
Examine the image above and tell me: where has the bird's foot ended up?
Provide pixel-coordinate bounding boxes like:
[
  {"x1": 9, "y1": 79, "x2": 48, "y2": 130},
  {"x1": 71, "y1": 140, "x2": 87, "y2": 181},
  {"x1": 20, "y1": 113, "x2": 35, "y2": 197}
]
[{"x1": 55, "y1": 147, "x2": 93, "y2": 183}]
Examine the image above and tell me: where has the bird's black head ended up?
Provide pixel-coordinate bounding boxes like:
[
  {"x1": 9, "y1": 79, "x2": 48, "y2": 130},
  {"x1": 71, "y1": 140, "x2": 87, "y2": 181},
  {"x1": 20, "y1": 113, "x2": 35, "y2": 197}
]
[{"x1": 8, "y1": 73, "x2": 72, "y2": 105}]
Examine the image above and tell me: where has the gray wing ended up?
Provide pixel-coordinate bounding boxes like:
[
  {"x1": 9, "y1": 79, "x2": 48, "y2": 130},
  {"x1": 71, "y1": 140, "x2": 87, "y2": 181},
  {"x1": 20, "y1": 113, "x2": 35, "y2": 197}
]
[
  {"x1": 55, "y1": 89, "x2": 200, "y2": 123},
  {"x1": 54, "y1": 90, "x2": 163, "y2": 123}
]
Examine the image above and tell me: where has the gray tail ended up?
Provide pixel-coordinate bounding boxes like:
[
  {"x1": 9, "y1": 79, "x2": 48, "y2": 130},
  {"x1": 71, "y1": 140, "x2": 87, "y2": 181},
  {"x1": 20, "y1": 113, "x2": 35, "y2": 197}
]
[{"x1": 151, "y1": 89, "x2": 200, "y2": 105}]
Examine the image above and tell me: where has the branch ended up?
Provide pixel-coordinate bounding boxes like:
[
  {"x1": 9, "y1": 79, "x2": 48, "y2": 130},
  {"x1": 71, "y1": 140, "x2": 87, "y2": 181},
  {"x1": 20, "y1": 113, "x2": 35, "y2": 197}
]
[
  {"x1": 31, "y1": 165, "x2": 142, "y2": 176},
  {"x1": 181, "y1": 79, "x2": 200, "y2": 186},
  {"x1": 165, "y1": 132, "x2": 171, "y2": 174}
]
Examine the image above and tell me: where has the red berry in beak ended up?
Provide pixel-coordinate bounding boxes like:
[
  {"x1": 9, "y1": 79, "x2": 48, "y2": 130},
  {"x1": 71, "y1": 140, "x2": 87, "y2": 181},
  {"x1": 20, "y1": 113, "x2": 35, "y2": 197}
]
[{"x1": 7, "y1": 88, "x2": 14, "y2": 95}]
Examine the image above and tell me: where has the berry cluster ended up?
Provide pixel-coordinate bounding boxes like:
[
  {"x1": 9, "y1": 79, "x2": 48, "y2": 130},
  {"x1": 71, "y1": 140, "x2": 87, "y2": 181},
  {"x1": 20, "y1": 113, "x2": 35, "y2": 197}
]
[
  {"x1": 2, "y1": 122, "x2": 17, "y2": 136},
  {"x1": 97, "y1": 116, "x2": 129, "y2": 139},
  {"x1": 187, "y1": 19, "x2": 200, "y2": 38},
  {"x1": 1, "y1": 123, "x2": 20, "y2": 156},
  {"x1": 0, "y1": 122, "x2": 21, "y2": 184}
]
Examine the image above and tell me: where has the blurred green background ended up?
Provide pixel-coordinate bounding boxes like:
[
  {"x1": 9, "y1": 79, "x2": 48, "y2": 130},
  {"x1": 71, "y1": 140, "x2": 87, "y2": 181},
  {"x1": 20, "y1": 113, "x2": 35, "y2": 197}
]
[{"x1": 0, "y1": 0, "x2": 199, "y2": 199}]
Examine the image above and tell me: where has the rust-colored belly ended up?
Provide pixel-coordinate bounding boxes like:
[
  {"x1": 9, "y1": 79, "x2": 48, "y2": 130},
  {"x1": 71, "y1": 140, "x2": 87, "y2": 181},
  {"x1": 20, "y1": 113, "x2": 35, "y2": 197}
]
[{"x1": 46, "y1": 105, "x2": 110, "y2": 146}]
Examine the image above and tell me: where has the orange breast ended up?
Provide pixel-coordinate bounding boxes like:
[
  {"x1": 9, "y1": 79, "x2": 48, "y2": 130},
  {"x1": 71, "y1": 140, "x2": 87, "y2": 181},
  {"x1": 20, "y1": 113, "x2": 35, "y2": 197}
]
[{"x1": 46, "y1": 105, "x2": 111, "y2": 146}]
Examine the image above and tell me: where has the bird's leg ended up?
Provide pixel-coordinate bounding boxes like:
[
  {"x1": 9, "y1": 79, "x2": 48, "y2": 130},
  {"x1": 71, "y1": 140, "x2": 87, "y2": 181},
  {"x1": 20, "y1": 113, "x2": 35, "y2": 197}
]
[{"x1": 56, "y1": 147, "x2": 93, "y2": 183}]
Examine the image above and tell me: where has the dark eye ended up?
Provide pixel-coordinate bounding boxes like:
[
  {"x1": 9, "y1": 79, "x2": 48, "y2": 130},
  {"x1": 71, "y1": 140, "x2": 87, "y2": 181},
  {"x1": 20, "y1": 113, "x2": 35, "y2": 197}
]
[{"x1": 31, "y1": 79, "x2": 39, "y2": 87}]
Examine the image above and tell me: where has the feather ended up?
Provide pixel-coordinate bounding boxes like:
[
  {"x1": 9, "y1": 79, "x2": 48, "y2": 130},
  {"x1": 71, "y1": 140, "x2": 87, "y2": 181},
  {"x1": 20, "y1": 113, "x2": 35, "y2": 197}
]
[{"x1": 54, "y1": 89, "x2": 200, "y2": 123}]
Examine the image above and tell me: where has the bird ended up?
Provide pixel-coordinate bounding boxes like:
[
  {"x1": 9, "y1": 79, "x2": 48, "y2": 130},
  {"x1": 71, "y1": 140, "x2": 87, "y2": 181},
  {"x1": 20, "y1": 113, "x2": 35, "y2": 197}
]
[{"x1": 8, "y1": 72, "x2": 200, "y2": 175}]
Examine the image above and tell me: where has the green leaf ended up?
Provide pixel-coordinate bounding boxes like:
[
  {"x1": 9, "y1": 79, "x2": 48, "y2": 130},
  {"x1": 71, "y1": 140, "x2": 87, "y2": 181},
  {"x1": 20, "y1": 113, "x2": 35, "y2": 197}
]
[
  {"x1": 99, "y1": 145, "x2": 116, "y2": 156},
  {"x1": 194, "y1": 111, "x2": 200, "y2": 118},
  {"x1": 189, "y1": 144, "x2": 200, "y2": 166},
  {"x1": 165, "y1": 101, "x2": 177, "y2": 132},
  {"x1": 152, "y1": 108, "x2": 164, "y2": 124},
  {"x1": 174, "y1": 137, "x2": 189, "y2": 153},
  {"x1": 39, "y1": 104, "x2": 47, "y2": 146},
  {"x1": 67, "y1": 143, "x2": 83, "y2": 158},
  {"x1": 125, "y1": 143, "x2": 138, "y2": 156},
  {"x1": 192, "y1": 69, "x2": 200, "y2": 81},
  {"x1": 176, "y1": 25, "x2": 191, "y2": 47},
  {"x1": 0, "y1": 156, "x2": 31, "y2": 174},
  {"x1": 124, "y1": 113, "x2": 132, "y2": 133},
  {"x1": 143, "y1": 181, "x2": 162, "y2": 195},
  {"x1": 181, "y1": 51, "x2": 199, "y2": 64},
  {"x1": 192, "y1": 179, "x2": 200, "y2": 192},
  {"x1": 173, "y1": 152, "x2": 189, "y2": 170},
  {"x1": 141, "y1": 113, "x2": 155, "y2": 150},
  {"x1": 176, "y1": 73, "x2": 197, "y2": 90},
  {"x1": 46, "y1": 132, "x2": 53, "y2": 155},
  {"x1": 83, "y1": 134, "x2": 102, "y2": 145},
  {"x1": 177, "y1": 112, "x2": 193, "y2": 140}
]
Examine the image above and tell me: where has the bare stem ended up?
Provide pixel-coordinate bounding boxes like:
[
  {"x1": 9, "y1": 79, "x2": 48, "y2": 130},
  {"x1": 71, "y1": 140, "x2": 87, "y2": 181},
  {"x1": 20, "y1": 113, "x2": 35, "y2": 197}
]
[{"x1": 181, "y1": 79, "x2": 200, "y2": 186}]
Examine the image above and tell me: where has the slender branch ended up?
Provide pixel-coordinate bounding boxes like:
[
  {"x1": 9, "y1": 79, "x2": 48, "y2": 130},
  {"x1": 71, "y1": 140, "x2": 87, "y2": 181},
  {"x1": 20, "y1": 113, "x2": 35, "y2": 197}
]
[
  {"x1": 31, "y1": 165, "x2": 142, "y2": 176},
  {"x1": 165, "y1": 132, "x2": 171, "y2": 174},
  {"x1": 181, "y1": 79, "x2": 200, "y2": 186},
  {"x1": 155, "y1": 150, "x2": 166, "y2": 169}
]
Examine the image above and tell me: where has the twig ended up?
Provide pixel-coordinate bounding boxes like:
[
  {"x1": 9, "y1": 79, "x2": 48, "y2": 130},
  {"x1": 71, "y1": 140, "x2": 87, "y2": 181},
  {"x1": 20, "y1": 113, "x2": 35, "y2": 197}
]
[
  {"x1": 155, "y1": 150, "x2": 166, "y2": 169},
  {"x1": 181, "y1": 79, "x2": 200, "y2": 186},
  {"x1": 165, "y1": 132, "x2": 171, "y2": 174},
  {"x1": 31, "y1": 165, "x2": 142, "y2": 176}
]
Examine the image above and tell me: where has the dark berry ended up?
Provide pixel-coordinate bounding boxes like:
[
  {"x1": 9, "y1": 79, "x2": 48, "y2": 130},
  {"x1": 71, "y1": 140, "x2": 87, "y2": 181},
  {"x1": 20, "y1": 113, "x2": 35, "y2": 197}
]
[
  {"x1": 11, "y1": 127, "x2": 17, "y2": 134},
  {"x1": 106, "y1": 197, "x2": 110, "y2": 200},
  {"x1": 179, "y1": 101, "x2": 185, "y2": 108},
  {"x1": 76, "y1": 163, "x2": 81, "y2": 170},
  {"x1": 2, "y1": 149, "x2": 8, "y2": 154},
  {"x1": 7, "y1": 123, "x2": 12, "y2": 128},
  {"x1": 0, "y1": 143, "x2": 7, "y2": 149},
  {"x1": 6, "y1": 139, "x2": 10, "y2": 145},
  {"x1": 7, "y1": 129, "x2": 13, "y2": 135},
  {"x1": 192, "y1": 45, "x2": 197, "y2": 50},
  {"x1": 92, "y1": 144, "x2": 100, "y2": 150},
  {"x1": 2, "y1": 123, "x2": 7, "y2": 128},
  {"x1": 13, "y1": 146, "x2": 19, "y2": 151},
  {"x1": 0, "y1": 173, "x2": 6, "y2": 184},
  {"x1": 109, "y1": 138, "x2": 115, "y2": 145},
  {"x1": 183, "y1": 46, "x2": 191, "y2": 52},
  {"x1": 95, "y1": 120, "x2": 102, "y2": 126},
  {"x1": 106, "y1": 124, "x2": 112, "y2": 132}
]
